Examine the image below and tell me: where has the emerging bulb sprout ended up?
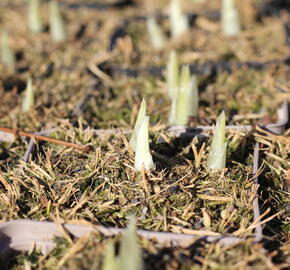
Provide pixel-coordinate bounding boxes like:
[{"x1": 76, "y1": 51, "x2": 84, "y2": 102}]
[
  {"x1": 206, "y1": 111, "x2": 227, "y2": 170},
  {"x1": 167, "y1": 53, "x2": 199, "y2": 126},
  {"x1": 130, "y1": 99, "x2": 154, "y2": 171},
  {"x1": 102, "y1": 216, "x2": 143, "y2": 270},
  {"x1": 49, "y1": 0, "x2": 67, "y2": 42},
  {"x1": 134, "y1": 116, "x2": 154, "y2": 171},
  {"x1": 120, "y1": 217, "x2": 143, "y2": 270},
  {"x1": 22, "y1": 78, "x2": 34, "y2": 112},
  {"x1": 175, "y1": 65, "x2": 198, "y2": 126},
  {"x1": 166, "y1": 50, "x2": 179, "y2": 101},
  {"x1": 169, "y1": 0, "x2": 189, "y2": 38},
  {"x1": 102, "y1": 241, "x2": 119, "y2": 270},
  {"x1": 28, "y1": 0, "x2": 43, "y2": 33},
  {"x1": 221, "y1": 0, "x2": 241, "y2": 36},
  {"x1": 146, "y1": 16, "x2": 166, "y2": 50},
  {"x1": 129, "y1": 98, "x2": 147, "y2": 152},
  {"x1": 1, "y1": 31, "x2": 16, "y2": 67}
]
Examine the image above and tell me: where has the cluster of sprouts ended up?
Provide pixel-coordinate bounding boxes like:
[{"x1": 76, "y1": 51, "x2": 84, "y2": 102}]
[
  {"x1": 147, "y1": 0, "x2": 241, "y2": 49},
  {"x1": 27, "y1": 0, "x2": 67, "y2": 42},
  {"x1": 0, "y1": 0, "x2": 67, "y2": 113},
  {"x1": 49, "y1": 0, "x2": 67, "y2": 42},
  {"x1": 130, "y1": 98, "x2": 227, "y2": 171},
  {"x1": 130, "y1": 48, "x2": 228, "y2": 171},
  {"x1": 146, "y1": 0, "x2": 189, "y2": 49},
  {"x1": 1, "y1": 0, "x2": 233, "y2": 172}
]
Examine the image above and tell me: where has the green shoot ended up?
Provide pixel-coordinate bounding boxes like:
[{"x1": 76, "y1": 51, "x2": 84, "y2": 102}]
[
  {"x1": 166, "y1": 50, "x2": 179, "y2": 101},
  {"x1": 1, "y1": 31, "x2": 16, "y2": 67},
  {"x1": 169, "y1": 0, "x2": 189, "y2": 38},
  {"x1": 207, "y1": 111, "x2": 227, "y2": 170},
  {"x1": 120, "y1": 216, "x2": 143, "y2": 270},
  {"x1": 102, "y1": 241, "x2": 120, "y2": 270},
  {"x1": 49, "y1": 0, "x2": 67, "y2": 42},
  {"x1": 102, "y1": 216, "x2": 143, "y2": 270},
  {"x1": 221, "y1": 0, "x2": 241, "y2": 36},
  {"x1": 134, "y1": 116, "x2": 154, "y2": 171},
  {"x1": 146, "y1": 16, "x2": 166, "y2": 50},
  {"x1": 130, "y1": 98, "x2": 147, "y2": 152},
  {"x1": 175, "y1": 65, "x2": 198, "y2": 125},
  {"x1": 169, "y1": 64, "x2": 199, "y2": 126},
  {"x1": 22, "y1": 78, "x2": 34, "y2": 112},
  {"x1": 28, "y1": 0, "x2": 43, "y2": 33}
]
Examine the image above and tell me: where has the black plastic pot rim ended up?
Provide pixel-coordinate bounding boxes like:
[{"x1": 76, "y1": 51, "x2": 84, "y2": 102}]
[
  {"x1": 101, "y1": 59, "x2": 288, "y2": 77},
  {"x1": 0, "y1": 0, "x2": 134, "y2": 10},
  {"x1": 59, "y1": 0, "x2": 134, "y2": 10}
]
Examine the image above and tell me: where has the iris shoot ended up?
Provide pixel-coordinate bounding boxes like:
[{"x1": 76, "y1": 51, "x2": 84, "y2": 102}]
[
  {"x1": 221, "y1": 0, "x2": 241, "y2": 36},
  {"x1": 129, "y1": 98, "x2": 147, "y2": 152},
  {"x1": 206, "y1": 111, "x2": 227, "y2": 170},
  {"x1": 167, "y1": 52, "x2": 199, "y2": 126},
  {"x1": 28, "y1": 0, "x2": 43, "y2": 33},
  {"x1": 146, "y1": 16, "x2": 166, "y2": 50},
  {"x1": 169, "y1": 0, "x2": 189, "y2": 38},
  {"x1": 1, "y1": 31, "x2": 16, "y2": 67},
  {"x1": 22, "y1": 78, "x2": 34, "y2": 112},
  {"x1": 49, "y1": 0, "x2": 67, "y2": 42},
  {"x1": 134, "y1": 116, "x2": 154, "y2": 171}
]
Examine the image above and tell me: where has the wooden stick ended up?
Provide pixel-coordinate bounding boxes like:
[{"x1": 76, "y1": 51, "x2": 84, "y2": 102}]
[{"x1": 0, "y1": 127, "x2": 90, "y2": 152}]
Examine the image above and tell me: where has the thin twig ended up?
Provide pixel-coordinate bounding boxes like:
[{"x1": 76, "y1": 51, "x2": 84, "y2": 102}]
[
  {"x1": 255, "y1": 125, "x2": 290, "y2": 144},
  {"x1": 0, "y1": 127, "x2": 90, "y2": 152}
]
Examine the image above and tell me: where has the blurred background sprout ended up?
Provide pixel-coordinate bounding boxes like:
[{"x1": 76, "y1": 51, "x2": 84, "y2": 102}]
[
  {"x1": 49, "y1": 0, "x2": 67, "y2": 42},
  {"x1": 22, "y1": 78, "x2": 34, "y2": 112},
  {"x1": 169, "y1": 0, "x2": 189, "y2": 38},
  {"x1": 146, "y1": 15, "x2": 166, "y2": 50},
  {"x1": 27, "y1": 0, "x2": 43, "y2": 33},
  {"x1": 221, "y1": 0, "x2": 241, "y2": 36},
  {"x1": 167, "y1": 52, "x2": 199, "y2": 126},
  {"x1": 1, "y1": 31, "x2": 16, "y2": 67}
]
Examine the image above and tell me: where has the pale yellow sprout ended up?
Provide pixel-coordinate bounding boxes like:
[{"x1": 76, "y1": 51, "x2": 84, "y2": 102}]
[
  {"x1": 169, "y1": 0, "x2": 189, "y2": 38},
  {"x1": 206, "y1": 111, "x2": 227, "y2": 170},
  {"x1": 49, "y1": 0, "x2": 67, "y2": 42},
  {"x1": 22, "y1": 78, "x2": 34, "y2": 112},
  {"x1": 166, "y1": 50, "x2": 179, "y2": 100},
  {"x1": 170, "y1": 65, "x2": 199, "y2": 126},
  {"x1": 134, "y1": 116, "x2": 155, "y2": 171},
  {"x1": 129, "y1": 98, "x2": 147, "y2": 152},
  {"x1": 120, "y1": 217, "x2": 143, "y2": 270},
  {"x1": 102, "y1": 241, "x2": 120, "y2": 270},
  {"x1": 28, "y1": 0, "x2": 43, "y2": 33},
  {"x1": 1, "y1": 31, "x2": 16, "y2": 67},
  {"x1": 221, "y1": 0, "x2": 241, "y2": 36},
  {"x1": 102, "y1": 216, "x2": 143, "y2": 270},
  {"x1": 146, "y1": 16, "x2": 166, "y2": 50}
]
